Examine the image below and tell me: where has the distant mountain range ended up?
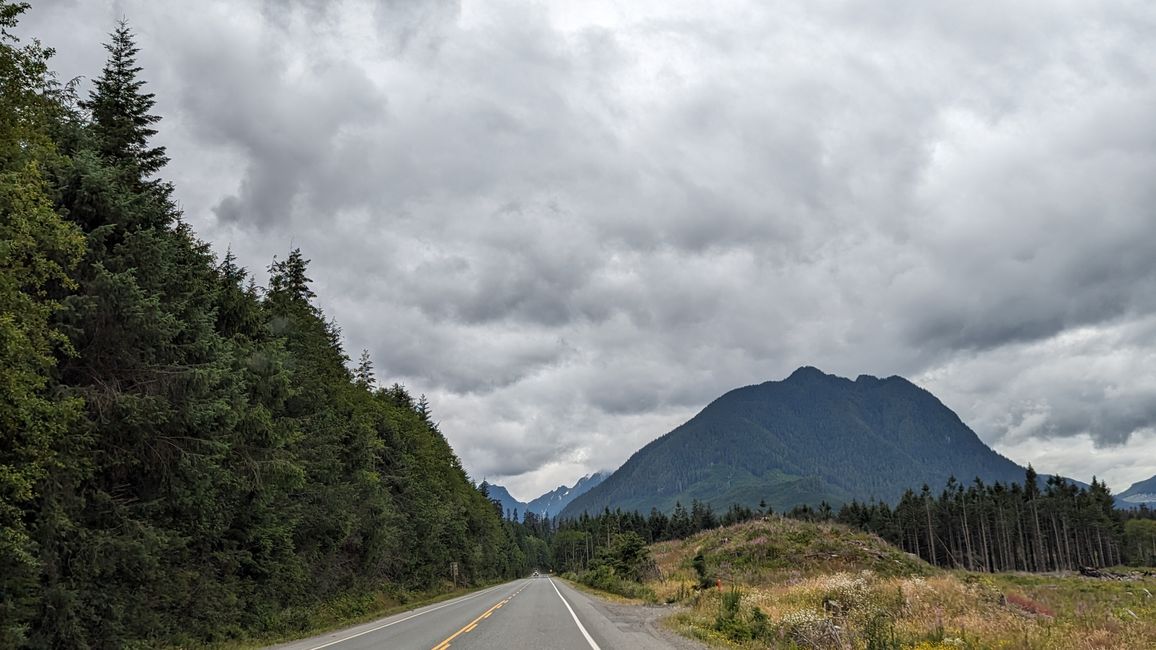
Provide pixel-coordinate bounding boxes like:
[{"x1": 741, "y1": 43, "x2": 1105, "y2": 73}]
[
  {"x1": 562, "y1": 367, "x2": 1087, "y2": 518},
  {"x1": 1117, "y1": 474, "x2": 1156, "y2": 507},
  {"x1": 482, "y1": 472, "x2": 607, "y2": 520},
  {"x1": 525, "y1": 472, "x2": 607, "y2": 516},
  {"x1": 481, "y1": 483, "x2": 528, "y2": 519}
]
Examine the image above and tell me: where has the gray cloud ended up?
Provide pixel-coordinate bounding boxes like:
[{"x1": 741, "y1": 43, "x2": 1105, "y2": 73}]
[{"x1": 20, "y1": 0, "x2": 1156, "y2": 499}]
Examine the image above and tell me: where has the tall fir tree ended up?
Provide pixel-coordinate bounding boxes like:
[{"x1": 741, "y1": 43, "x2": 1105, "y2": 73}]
[{"x1": 81, "y1": 20, "x2": 168, "y2": 190}]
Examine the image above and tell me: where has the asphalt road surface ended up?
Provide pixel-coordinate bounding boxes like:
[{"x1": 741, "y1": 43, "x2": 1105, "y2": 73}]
[{"x1": 269, "y1": 577, "x2": 704, "y2": 650}]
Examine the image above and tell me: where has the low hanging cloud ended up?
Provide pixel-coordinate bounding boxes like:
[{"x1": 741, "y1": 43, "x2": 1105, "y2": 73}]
[{"x1": 20, "y1": 0, "x2": 1156, "y2": 499}]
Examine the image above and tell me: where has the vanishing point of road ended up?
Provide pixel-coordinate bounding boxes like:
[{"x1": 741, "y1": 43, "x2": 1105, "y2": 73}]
[{"x1": 268, "y1": 576, "x2": 704, "y2": 650}]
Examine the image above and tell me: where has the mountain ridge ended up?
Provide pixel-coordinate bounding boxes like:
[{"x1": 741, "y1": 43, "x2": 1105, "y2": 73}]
[
  {"x1": 480, "y1": 482, "x2": 528, "y2": 519},
  {"x1": 560, "y1": 367, "x2": 1058, "y2": 518},
  {"x1": 525, "y1": 472, "x2": 606, "y2": 516},
  {"x1": 1118, "y1": 474, "x2": 1156, "y2": 507},
  {"x1": 483, "y1": 472, "x2": 608, "y2": 519}
]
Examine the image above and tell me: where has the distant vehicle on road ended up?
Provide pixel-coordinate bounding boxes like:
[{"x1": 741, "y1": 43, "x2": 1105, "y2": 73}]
[{"x1": 531, "y1": 570, "x2": 540, "y2": 578}]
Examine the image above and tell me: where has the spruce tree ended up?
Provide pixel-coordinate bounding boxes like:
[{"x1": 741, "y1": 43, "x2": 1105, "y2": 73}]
[
  {"x1": 41, "y1": 20, "x2": 249, "y2": 644},
  {"x1": 354, "y1": 349, "x2": 375, "y2": 389},
  {"x1": 81, "y1": 20, "x2": 168, "y2": 191}
]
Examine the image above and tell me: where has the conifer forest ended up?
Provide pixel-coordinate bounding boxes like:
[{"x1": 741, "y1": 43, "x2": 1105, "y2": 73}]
[
  {"x1": 2, "y1": 3, "x2": 1155, "y2": 648},
  {"x1": 0, "y1": 7, "x2": 535, "y2": 646}
]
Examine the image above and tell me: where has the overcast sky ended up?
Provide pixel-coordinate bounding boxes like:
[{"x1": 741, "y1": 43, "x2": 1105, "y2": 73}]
[{"x1": 21, "y1": 0, "x2": 1156, "y2": 500}]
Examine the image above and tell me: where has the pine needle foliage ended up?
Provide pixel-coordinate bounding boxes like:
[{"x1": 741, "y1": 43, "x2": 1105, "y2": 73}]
[{"x1": 0, "y1": 10, "x2": 534, "y2": 647}]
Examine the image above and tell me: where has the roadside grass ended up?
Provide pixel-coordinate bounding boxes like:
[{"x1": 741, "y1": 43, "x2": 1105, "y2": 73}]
[
  {"x1": 186, "y1": 581, "x2": 506, "y2": 649},
  {"x1": 644, "y1": 517, "x2": 1156, "y2": 649},
  {"x1": 557, "y1": 574, "x2": 653, "y2": 605},
  {"x1": 567, "y1": 564, "x2": 659, "y2": 602}
]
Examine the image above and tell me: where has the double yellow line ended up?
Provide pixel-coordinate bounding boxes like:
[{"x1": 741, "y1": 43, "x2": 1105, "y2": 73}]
[{"x1": 431, "y1": 583, "x2": 525, "y2": 650}]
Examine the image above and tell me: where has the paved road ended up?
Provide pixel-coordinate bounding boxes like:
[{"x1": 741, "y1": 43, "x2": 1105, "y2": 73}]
[{"x1": 269, "y1": 577, "x2": 703, "y2": 650}]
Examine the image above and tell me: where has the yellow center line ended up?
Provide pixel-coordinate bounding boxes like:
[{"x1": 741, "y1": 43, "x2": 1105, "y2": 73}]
[{"x1": 431, "y1": 583, "x2": 529, "y2": 650}]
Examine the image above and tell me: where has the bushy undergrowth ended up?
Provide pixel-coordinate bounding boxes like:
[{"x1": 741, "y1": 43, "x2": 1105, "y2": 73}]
[
  {"x1": 567, "y1": 531, "x2": 659, "y2": 601},
  {"x1": 570, "y1": 566, "x2": 657, "y2": 601}
]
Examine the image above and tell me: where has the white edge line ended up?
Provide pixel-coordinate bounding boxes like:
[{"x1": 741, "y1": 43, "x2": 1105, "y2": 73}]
[
  {"x1": 303, "y1": 582, "x2": 510, "y2": 650},
  {"x1": 548, "y1": 578, "x2": 602, "y2": 650}
]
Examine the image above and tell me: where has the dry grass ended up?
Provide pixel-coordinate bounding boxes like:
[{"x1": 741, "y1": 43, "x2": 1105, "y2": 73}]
[{"x1": 646, "y1": 518, "x2": 1156, "y2": 649}]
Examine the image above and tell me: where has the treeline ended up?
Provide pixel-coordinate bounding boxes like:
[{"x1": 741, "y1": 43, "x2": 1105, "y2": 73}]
[
  {"x1": 509, "y1": 473, "x2": 1155, "y2": 591},
  {"x1": 0, "y1": 9, "x2": 529, "y2": 647},
  {"x1": 790, "y1": 467, "x2": 1156, "y2": 571},
  {"x1": 496, "y1": 500, "x2": 757, "y2": 575},
  {"x1": 554, "y1": 500, "x2": 758, "y2": 573},
  {"x1": 487, "y1": 500, "x2": 756, "y2": 600}
]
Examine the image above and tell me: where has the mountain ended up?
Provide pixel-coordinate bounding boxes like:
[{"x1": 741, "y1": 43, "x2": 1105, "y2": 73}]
[
  {"x1": 1117, "y1": 474, "x2": 1156, "y2": 507},
  {"x1": 481, "y1": 482, "x2": 529, "y2": 518},
  {"x1": 525, "y1": 472, "x2": 607, "y2": 516},
  {"x1": 561, "y1": 367, "x2": 1040, "y2": 518},
  {"x1": 482, "y1": 472, "x2": 609, "y2": 520}
]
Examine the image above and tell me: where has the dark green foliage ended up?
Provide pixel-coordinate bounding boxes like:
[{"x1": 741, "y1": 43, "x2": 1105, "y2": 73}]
[
  {"x1": 570, "y1": 531, "x2": 657, "y2": 600},
  {"x1": 692, "y1": 552, "x2": 711, "y2": 589},
  {"x1": 604, "y1": 531, "x2": 651, "y2": 581},
  {"x1": 828, "y1": 469, "x2": 1151, "y2": 571},
  {"x1": 0, "y1": 14, "x2": 534, "y2": 647},
  {"x1": 1123, "y1": 519, "x2": 1156, "y2": 566},
  {"x1": 714, "y1": 587, "x2": 752, "y2": 641},
  {"x1": 79, "y1": 20, "x2": 169, "y2": 192},
  {"x1": 711, "y1": 588, "x2": 777, "y2": 644},
  {"x1": 562, "y1": 367, "x2": 1038, "y2": 518},
  {"x1": 550, "y1": 499, "x2": 757, "y2": 577},
  {"x1": 0, "y1": 5, "x2": 85, "y2": 643}
]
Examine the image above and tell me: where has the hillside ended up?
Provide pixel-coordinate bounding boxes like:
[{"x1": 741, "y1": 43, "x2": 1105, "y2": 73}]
[
  {"x1": 645, "y1": 518, "x2": 1156, "y2": 649},
  {"x1": 1119, "y1": 474, "x2": 1156, "y2": 506},
  {"x1": 482, "y1": 482, "x2": 529, "y2": 518},
  {"x1": 562, "y1": 367, "x2": 1031, "y2": 517}
]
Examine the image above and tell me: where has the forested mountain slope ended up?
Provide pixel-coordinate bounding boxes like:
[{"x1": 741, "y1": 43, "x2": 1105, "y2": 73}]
[
  {"x1": 562, "y1": 366, "x2": 1031, "y2": 517},
  {"x1": 0, "y1": 12, "x2": 532, "y2": 648}
]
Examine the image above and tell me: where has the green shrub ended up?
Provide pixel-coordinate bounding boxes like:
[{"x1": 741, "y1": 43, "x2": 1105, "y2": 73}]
[
  {"x1": 692, "y1": 552, "x2": 713, "y2": 589},
  {"x1": 576, "y1": 565, "x2": 656, "y2": 601},
  {"x1": 714, "y1": 587, "x2": 752, "y2": 641}
]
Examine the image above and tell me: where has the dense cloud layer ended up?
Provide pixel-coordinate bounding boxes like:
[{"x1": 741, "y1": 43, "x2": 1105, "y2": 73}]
[{"x1": 22, "y1": 0, "x2": 1156, "y2": 499}]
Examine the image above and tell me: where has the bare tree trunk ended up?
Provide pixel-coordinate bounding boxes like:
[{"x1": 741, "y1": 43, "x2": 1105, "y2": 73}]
[
  {"x1": 980, "y1": 516, "x2": 991, "y2": 572},
  {"x1": 962, "y1": 499, "x2": 974, "y2": 570},
  {"x1": 925, "y1": 498, "x2": 937, "y2": 566}
]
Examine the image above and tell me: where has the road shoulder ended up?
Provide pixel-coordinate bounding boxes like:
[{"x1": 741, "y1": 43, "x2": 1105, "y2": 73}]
[{"x1": 552, "y1": 578, "x2": 708, "y2": 650}]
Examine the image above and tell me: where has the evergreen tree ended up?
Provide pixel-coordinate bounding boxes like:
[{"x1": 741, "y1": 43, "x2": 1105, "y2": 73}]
[
  {"x1": 0, "y1": 5, "x2": 85, "y2": 642},
  {"x1": 827, "y1": 470, "x2": 1141, "y2": 573},
  {"x1": 354, "y1": 349, "x2": 375, "y2": 389},
  {"x1": 80, "y1": 20, "x2": 168, "y2": 191}
]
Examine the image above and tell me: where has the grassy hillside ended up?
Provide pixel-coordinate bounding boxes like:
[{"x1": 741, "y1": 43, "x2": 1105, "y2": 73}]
[{"x1": 641, "y1": 518, "x2": 1156, "y2": 649}]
